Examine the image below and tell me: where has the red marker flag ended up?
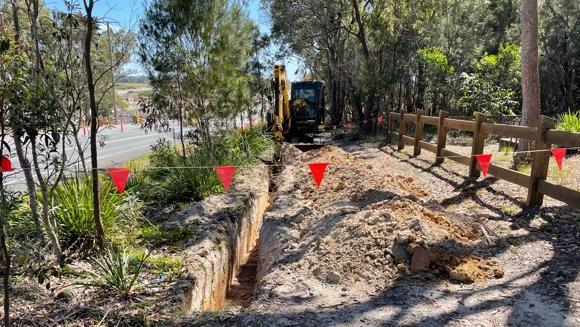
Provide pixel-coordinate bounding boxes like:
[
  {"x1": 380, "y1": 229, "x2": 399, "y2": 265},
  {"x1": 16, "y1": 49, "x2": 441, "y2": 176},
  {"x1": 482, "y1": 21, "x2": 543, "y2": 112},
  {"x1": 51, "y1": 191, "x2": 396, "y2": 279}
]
[
  {"x1": 252, "y1": 117, "x2": 257, "y2": 124},
  {"x1": 1, "y1": 156, "x2": 13, "y2": 172},
  {"x1": 475, "y1": 154, "x2": 492, "y2": 177},
  {"x1": 107, "y1": 167, "x2": 131, "y2": 193},
  {"x1": 214, "y1": 166, "x2": 236, "y2": 192},
  {"x1": 378, "y1": 115, "x2": 384, "y2": 124},
  {"x1": 551, "y1": 148, "x2": 566, "y2": 170},
  {"x1": 308, "y1": 163, "x2": 328, "y2": 188},
  {"x1": 347, "y1": 123, "x2": 352, "y2": 129}
]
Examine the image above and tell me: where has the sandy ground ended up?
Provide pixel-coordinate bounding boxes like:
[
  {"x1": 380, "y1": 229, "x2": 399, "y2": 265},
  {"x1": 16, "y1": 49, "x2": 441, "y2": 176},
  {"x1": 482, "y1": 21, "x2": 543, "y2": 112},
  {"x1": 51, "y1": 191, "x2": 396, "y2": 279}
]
[{"x1": 190, "y1": 141, "x2": 580, "y2": 327}]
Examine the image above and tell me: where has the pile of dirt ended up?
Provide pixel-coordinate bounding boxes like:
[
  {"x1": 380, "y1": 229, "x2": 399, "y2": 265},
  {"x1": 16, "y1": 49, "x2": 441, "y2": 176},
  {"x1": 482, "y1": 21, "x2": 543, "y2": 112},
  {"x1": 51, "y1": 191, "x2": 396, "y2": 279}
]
[{"x1": 265, "y1": 145, "x2": 502, "y2": 288}]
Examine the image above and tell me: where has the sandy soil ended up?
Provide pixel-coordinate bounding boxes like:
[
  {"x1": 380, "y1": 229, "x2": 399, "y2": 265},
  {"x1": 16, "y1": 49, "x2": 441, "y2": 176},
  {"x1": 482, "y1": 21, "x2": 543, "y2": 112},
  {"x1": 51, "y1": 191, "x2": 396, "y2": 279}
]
[{"x1": 190, "y1": 141, "x2": 580, "y2": 327}]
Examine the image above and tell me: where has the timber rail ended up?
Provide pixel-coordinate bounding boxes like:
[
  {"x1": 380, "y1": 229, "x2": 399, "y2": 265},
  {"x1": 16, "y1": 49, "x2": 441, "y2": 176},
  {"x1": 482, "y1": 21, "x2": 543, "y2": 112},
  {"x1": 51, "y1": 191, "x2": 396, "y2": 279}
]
[{"x1": 387, "y1": 110, "x2": 580, "y2": 208}]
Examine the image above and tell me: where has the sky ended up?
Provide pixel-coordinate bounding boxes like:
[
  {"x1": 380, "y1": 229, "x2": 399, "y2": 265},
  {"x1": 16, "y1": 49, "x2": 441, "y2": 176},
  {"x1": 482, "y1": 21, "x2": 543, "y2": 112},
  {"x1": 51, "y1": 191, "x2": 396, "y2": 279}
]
[{"x1": 44, "y1": 0, "x2": 301, "y2": 80}]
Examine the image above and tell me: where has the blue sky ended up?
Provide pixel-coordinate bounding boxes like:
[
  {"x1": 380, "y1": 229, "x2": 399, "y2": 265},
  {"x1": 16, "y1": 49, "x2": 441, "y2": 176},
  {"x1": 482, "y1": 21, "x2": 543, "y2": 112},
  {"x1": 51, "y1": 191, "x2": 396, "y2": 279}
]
[{"x1": 45, "y1": 0, "x2": 301, "y2": 79}]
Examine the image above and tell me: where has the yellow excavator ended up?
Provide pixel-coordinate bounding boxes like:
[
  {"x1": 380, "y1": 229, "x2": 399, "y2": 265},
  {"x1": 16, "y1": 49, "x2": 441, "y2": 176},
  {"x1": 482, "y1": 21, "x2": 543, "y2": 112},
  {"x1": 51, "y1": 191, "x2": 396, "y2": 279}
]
[{"x1": 268, "y1": 65, "x2": 326, "y2": 144}]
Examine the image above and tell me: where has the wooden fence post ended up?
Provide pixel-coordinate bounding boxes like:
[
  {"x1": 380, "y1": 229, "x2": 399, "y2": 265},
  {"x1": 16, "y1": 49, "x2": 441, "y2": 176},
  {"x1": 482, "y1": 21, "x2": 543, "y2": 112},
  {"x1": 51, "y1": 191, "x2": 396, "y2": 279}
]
[
  {"x1": 413, "y1": 109, "x2": 424, "y2": 156},
  {"x1": 469, "y1": 112, "x2": 487, "y2": 178},
  {"x1": 435, "y1": 110, "x2": 448, "y2": 165},
  {"x1": 387, "y1": 112, "x2": 392, "y2": 144},
  {"x1": 398, "y1": 109, "x2": 407, "y2": 150},
  {"x1": 527, "y1": 116, "x2": 556, "y2": 207}
]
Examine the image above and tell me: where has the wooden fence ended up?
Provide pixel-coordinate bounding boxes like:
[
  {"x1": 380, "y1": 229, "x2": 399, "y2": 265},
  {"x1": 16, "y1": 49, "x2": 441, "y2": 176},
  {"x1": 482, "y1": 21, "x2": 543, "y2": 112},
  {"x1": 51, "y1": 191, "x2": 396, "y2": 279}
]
[{"x1": 387, "y1": 109, "x2": 580, "y2": 209}]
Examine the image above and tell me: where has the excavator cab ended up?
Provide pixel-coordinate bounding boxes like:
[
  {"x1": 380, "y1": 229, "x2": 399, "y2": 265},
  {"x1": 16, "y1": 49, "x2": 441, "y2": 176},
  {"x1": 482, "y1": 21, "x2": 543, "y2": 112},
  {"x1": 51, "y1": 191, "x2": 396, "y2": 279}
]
[
  {"x1": 289, "y1": 81, "x2": 325, "y2": 141},
  {"x1": 268, "y1": 65, "x2": 326, "y2": 144}
]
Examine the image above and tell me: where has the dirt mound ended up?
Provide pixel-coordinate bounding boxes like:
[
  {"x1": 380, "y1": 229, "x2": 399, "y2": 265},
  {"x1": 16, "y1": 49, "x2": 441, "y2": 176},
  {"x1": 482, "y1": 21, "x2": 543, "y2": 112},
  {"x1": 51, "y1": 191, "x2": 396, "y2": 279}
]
[{"x1": 272, "y1": 145, "x2": 502, "y2": 287}]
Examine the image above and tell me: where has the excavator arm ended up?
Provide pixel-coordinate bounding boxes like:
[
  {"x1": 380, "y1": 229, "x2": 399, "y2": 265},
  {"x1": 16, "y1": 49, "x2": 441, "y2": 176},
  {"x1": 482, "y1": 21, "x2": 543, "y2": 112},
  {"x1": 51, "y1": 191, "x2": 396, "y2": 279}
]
[{"x1": 271, "y1": 65, "x2": 291, "y2": 142}]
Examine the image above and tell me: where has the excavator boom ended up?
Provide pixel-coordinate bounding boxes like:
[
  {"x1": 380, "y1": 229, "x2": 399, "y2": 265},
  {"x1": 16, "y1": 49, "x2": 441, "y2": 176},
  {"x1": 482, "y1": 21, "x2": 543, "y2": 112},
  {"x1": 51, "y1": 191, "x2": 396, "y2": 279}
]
[{"x1": 271, "y1": 65, "x2": 291, "y2": 143}]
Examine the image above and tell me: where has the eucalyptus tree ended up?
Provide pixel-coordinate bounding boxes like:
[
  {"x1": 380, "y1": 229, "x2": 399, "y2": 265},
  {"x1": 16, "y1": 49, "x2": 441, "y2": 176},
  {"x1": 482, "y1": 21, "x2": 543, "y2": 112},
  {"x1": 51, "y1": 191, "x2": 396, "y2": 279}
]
[
  {"x1": 139, "y1": 0, "x2": 256, "y2": 149},
  {"x1": 517, "y1": 0, "x2": 541, "y2": 161}
]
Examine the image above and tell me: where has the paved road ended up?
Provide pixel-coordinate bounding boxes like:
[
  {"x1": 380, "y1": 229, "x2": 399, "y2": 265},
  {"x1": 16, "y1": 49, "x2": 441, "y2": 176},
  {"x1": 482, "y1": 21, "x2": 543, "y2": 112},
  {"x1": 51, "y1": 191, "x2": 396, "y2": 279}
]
[{"x1": 3, "y1": 123, "x2": 178, "y2": 191}]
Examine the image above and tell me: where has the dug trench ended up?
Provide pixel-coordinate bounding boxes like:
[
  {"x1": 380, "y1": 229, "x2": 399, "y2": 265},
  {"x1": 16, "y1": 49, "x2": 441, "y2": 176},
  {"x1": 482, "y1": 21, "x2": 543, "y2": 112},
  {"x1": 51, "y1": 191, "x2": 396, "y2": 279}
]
[
  {"x1": 183, "y1": 143, "x2": 505, "y2": 319},
  {"x1": 176, "y1": 143, "x2": 325, "y2": 312},
  {"x1": 185, "y1": 143, "x2": 521, "y2": 326},
  {"x1": 174, "y1": 152, "x2": 282, "y2": 312}
]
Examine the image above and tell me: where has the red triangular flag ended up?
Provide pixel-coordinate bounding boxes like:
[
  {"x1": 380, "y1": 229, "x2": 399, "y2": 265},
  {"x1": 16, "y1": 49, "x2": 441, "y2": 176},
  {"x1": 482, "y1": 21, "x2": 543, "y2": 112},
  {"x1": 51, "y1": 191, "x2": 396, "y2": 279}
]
[
  {"x1": 1, "y1": 156, "x2": 13, "y2": 172},
  {"x1": 378, "y1": 115, "x2": 384, "y2": 124},
  {"x1": 475, "y1": 154, "x2": 492, "y2": 177},
  {"x1": 107, "y1": 167, "x2": 131, "y2": 193},
  {"x1": 308, "y1": 163, "x2": 328, "y2": 188},
  {"x1": 214, "y1": 166, "x2": 236, "y2": 192},
  {"x1": 551, "y1": 148, "x2": 566, "y2": 170}
]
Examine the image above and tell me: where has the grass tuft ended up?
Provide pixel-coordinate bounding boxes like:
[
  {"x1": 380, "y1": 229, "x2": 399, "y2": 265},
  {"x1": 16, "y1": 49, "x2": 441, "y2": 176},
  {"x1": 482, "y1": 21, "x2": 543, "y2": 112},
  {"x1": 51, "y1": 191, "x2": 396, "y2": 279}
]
[{"x1": 83, "y1": 245, "x2": 149, "y2": 297}]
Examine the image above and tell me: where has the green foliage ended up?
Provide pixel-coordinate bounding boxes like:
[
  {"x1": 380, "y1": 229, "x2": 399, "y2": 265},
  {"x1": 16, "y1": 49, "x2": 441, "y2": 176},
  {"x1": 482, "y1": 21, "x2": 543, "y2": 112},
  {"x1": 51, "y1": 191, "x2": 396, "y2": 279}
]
[
  {"x1": 138, "y1": 225, "x2": 193, "y2": 247},
  {"x1": 417, "y1": 47, "x2": 457, "y2": 111},
  {"x1": 4, "y1": 195, "x2": 33, "y2": 240},
  {"x1": 50, "y1": 177, "x2": 138, "y2": 246},
  {"x1": 146, "y1": 254, "x2": 184, "y2": 281},
  {"x1": 85, "y1": 245, "x2": 149, "y2": 297},
  {"x1": 556, "y1": 111, "x2": 580, "y2": 133},
  {"x1": 418, "y1": 48, "x2": 455, "y2": 75},
  {"x1": 460, "y1": 43, "x2": 521, "y2": 116}
]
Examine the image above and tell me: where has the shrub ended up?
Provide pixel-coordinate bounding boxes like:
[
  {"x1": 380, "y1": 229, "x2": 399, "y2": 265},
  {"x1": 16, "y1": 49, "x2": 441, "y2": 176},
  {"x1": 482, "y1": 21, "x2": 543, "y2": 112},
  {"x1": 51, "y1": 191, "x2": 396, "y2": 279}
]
[
  {"x1": 51, "y1": 177, "x2": 137, "y2": 246},
  {"x1": 138, "y1": 225, "x2": 193, "y2": 247},
  {"x1": 84, "y1": 245, "x2": 149, "y2": 297},
  {"x1": 138, "y1": 126, "x2": 274, "y2": 203},
  {"x1": 556, "y1": 111, "x2": 580, "y2": 133}
]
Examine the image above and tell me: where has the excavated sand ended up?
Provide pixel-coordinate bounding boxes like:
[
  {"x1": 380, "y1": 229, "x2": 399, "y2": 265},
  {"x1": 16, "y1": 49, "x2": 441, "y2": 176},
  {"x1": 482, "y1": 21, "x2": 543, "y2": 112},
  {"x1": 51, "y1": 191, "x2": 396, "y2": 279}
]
[{"x1": 261, "y1": 145, "x2": 503, "y2": 289}]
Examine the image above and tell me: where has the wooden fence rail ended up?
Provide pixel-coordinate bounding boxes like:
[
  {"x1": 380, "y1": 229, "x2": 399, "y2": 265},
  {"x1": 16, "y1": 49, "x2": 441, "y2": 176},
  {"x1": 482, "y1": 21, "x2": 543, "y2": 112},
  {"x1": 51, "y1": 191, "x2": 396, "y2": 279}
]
[{"x1": 387, "y1": 110, "x2": 580, "y2": 209}]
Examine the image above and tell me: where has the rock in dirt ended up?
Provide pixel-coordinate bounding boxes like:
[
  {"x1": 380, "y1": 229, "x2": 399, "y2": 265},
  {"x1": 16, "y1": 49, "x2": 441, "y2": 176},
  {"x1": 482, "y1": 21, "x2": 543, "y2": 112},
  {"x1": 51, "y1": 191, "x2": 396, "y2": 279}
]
[{"x1": 410, "y1": 246, "x2": 439, "y2": 272}]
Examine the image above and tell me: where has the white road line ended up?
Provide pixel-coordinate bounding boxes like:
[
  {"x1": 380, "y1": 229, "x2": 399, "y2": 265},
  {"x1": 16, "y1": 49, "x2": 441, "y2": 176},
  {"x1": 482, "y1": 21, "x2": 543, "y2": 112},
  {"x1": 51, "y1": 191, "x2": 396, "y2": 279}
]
[
  {"x1": 97, "y1": 144, "x2": 152, "y2": 160},
  {"x1": 5, "y1": 144, "x2": 153, "y2": 186}
]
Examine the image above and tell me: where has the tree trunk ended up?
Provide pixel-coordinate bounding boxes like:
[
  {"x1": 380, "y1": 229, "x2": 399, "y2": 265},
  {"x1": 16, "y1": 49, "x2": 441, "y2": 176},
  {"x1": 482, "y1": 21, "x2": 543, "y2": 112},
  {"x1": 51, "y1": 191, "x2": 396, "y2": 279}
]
[
  {"x1": 12, "y1": 134, "x2": 41, "y2": 232},
  {"x1": 178, "y1": 104, "x2": 185, "y2": 158},
  {"x1": 83, "y1": 0, "x2": 105, "y2": 247},
  {"x1": 30, "y1": 137, "x2": 64, "y2": 265},
  {"x1": 350, "y1": 0, "x2": 375, "y2": 133},
  {"x1": 517, "y1": 0, "x2": 541, "y2": 162},
  {"x1": 72, "y1": 131, "x2": 88, "y2": 173},
  {"x1": 1, "y1": 87, "x2": 11, "y2": 327},
  {"x1": 416, "y1": 64, "x2": 425, "y2": 110},
  {"x1": 11, "y1": 0, "x2": 42, "y2": 235}
]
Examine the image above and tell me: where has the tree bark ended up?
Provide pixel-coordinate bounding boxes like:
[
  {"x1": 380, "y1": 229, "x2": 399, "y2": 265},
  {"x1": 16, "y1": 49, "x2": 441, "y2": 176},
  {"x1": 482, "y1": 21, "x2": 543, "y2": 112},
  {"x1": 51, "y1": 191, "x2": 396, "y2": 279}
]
[
  {"x1": 83, "y1": 0, "x2": 105, "y2": 247},
  {"x1": 10, "y1": 0, "x2": 42, "y2": 234},
  {"x1": 517, "y1": 0, "x2": 541, "y2": 162},
  {"x1": 350, "y1": 0, "x2": 375, "y2": 133},
  {"x1": 30, "y1": 137, "x2": 64, "y2": 265},
  {"x1": 12, "y1": 135, "x2": 41, "y2": 232},
  {"x1": 0, "y1": 80, "x2": 11, "y2": 327}
]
